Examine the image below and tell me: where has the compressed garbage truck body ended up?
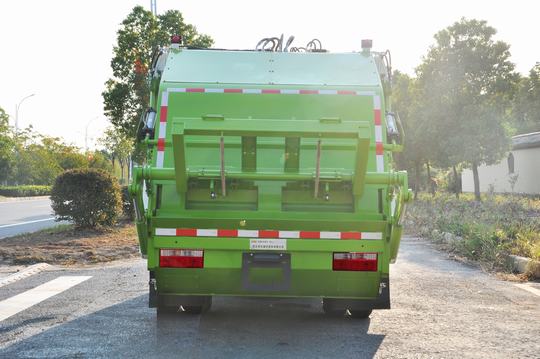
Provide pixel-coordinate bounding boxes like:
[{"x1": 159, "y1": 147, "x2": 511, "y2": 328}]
[{"x1": 130, "y1": 39, "x2": 411, "y2": 316}]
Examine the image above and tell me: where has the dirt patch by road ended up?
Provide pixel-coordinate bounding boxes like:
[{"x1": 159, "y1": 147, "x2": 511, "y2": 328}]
[{"x1": 0, "y1": 223, "x2": 140, "y2": 265}]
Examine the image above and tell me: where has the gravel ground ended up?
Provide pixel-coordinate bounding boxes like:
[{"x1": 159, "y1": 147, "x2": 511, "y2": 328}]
[{"x1": 0, "y1": 236, "x2": 538, "y2": 358}]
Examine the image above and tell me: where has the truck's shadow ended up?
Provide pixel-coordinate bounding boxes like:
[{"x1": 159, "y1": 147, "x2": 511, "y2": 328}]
[{"x1": 2, "y1": 295, "x2": 384, "y2": 358}]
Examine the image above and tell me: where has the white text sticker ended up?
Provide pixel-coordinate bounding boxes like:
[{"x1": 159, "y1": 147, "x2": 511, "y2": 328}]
[{"x1": 249, "y1": 238, "x2": 287, "y2": 251}]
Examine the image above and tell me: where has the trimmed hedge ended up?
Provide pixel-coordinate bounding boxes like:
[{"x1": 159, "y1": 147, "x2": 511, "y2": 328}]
[
  {"x1": 51, "y1": 169, "x2": 122, "y2": 228},
  {"x1": 0, "y1": 185, "x2": 52, "y2": 197}
]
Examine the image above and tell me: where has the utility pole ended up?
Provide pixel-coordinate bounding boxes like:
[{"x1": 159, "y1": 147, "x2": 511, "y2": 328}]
[
  {"x1": 85, "y1": 116, "x2": 99, "y2": 152},
  {"x1": 150, "y1": 0, "x2": 157, "y2": 15},
  {"x1": 15, "y1": 93, "x2": 35, "y2": 136}
]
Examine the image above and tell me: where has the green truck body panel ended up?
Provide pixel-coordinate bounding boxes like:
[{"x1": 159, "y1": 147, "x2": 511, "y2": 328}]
[{"x1": 131, "y1": 43, "x2": 411, "y2": 310}]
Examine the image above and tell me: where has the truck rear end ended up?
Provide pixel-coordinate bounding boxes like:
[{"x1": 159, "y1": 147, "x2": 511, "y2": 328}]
[{"x1": 130, "y1": 37, "x2": 411, "y2": 317}]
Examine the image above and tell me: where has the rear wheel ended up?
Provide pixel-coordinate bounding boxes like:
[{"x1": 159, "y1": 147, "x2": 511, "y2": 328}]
[
  {"x1": 322, "y1": 299, "x2": 345, "y2": 317},
  {"x1": 181, "y1": 296, "x2": 212, "y2": 314},
  {"x1": 347, "y1": 309, "x2": 372, "y2": 319}
]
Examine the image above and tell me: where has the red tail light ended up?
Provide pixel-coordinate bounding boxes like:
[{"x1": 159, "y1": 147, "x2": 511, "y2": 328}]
[
  {"x1": 160, "y1": 249, "x2": 204, "y2": 268},
  {"x1": 333, "y1": 252, "x2": 378, "y2": 271}
]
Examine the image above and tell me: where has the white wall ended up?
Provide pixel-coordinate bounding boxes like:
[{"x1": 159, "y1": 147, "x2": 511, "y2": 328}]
[{"x1": 462, "y1": 147, "x2": 540, "y2": 194}]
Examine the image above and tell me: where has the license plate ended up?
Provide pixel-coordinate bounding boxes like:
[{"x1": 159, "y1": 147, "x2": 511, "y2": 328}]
[{"x1": 249, "y1": 238, "x2": 287, "y2": 251}]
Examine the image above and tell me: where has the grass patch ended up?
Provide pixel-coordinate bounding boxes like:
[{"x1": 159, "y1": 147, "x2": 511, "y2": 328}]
[
  {"x1": 0, "y1": 221, "x2": 140, "y2": 266},
  {"x1": 405, "y1": 193, "x2": 540, "y2": 274}
]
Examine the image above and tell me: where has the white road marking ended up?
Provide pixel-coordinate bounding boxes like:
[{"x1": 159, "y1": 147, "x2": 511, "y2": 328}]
[
  {"x1": 0, "y1": 276, "x2": 91, "y2": 322},
  {"x1": 514, "y1": 283, "x2": 540, "y2": 297},
  {"x1": 0, "y1": 263, "x2": 51, "y2": 288},
  {"x1": 0, "y1": 217, "x2": 55, "y2": 229}
]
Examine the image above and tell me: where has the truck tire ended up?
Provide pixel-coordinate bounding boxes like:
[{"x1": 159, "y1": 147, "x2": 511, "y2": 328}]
[
  {"x1": 156, "y1": 304, "x2": 180, "y2": 315},
  {"x1": 347, "y1": 309, "x2": 372, "y2": 319},
  {"x1": 322, "y1": 299, "x2": 345, "y2": 317},
  {"x1": 181, "y1": 296, "x2": 212, "y2": 314}
]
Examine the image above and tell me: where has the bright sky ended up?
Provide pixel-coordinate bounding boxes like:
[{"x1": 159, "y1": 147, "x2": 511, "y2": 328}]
[{"x1": 1, "y1": 0, "x2": 539, "y2": 149}]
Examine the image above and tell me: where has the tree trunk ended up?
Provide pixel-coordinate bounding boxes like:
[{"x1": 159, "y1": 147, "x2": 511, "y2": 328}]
[
  {"x1": 119, "y1": 159, "x2": 125, "y2": 183},
  {"x1": 452, "y1": 165, "x2": 461, "y2": 199},
  {"x1": 472, "y1": 162, "x2": 481, "y2": 201},
  {"x1": 426, "y1": 161, "x2": 435, "y2": 196}
]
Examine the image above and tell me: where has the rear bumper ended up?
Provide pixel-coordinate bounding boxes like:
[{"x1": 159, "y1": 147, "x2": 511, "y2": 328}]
[{"x1": 150, "y1": 236, "x2": 390, "y2": 300}]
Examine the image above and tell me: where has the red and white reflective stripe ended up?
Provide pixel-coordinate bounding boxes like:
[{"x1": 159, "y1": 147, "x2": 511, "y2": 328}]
[
  {"x1": 166, "y1": 88, "x2": 375, "y2": 96},
  {"x1": 156, "y1": 91, "x2": 169, "y2": 168},
  {"x1": 373, "y1": 95, "x2": 384, "y2": 173},
  {"x1": 155, "y1": 228, "x2": 382, "y2": 240},
  {"x1": 159, "y1": 88, "x2": 384, "y2": 172}
]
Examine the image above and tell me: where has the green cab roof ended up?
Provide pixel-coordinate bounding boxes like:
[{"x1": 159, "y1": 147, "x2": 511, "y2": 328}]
[{"x1": 162, "y1": 49, "x2": 382, "y2": 87}]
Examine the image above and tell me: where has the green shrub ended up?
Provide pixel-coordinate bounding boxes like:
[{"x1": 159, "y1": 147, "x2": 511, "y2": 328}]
[
  {"x1": 121, "y1": 185, "x2": 134, "y2": 221},
  {"x1": 0, "y1": 185, "x2": 51, "y2": 197},
  {"x1": 51, "y1": 169, "x2": 122, "y2": 228}
]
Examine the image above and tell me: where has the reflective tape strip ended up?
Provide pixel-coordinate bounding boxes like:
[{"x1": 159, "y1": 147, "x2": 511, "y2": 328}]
[
  {"x1": 373, "y1": 95, "x2": 381, "y2": 110},
  {"x1": 161, "y1": 91, "x2": 169, "y2": 106},
  {"x1": 362, "y1": 232, "x2": 383, "y2": 240},
  {"x1": 376, "y1": 155, "x2": 385, "y2": 173},
  {"x1": 375, "y1": 126, "x2": 383, "y2": 142},
  {"x1": 280, "y1": 89, "x2": 300, "y2": 95},
  {"x1": 154, "y1": 228, "x2": 383, "y2": 240},
  {"x1": 159, "y1": 106, "x2": 168, "y2": 123},
  {"x1": 242, "y1": 88, "x2": 262, "y2": 94},
  {"x1": 238, "y1": 230, "x2": 258, "y2": 237},
  {"x1": 279, "y1": 231, "x2": 300, "y2": 239},
  {"x1": 156, "y1": 151, "x2": 165, "y2": 168},
  {"x1": 157, "y1": 138, "x2": 165, "y2": 151},
  {"x1": 320, "y1": 231, "x2": 341, "y2": 239},
  {"x1": 197, "y1": 229, "x2": 217, "y2": 237},
  {"x1": 164, "y1": 88, "x2": 378, "y2": 97},
  {"x1": 156, "y1": 228, "x2": 176, "y2": 236},
  {"x1": 158, "y1": 122, "x2": 167, "y2": 138},
  {"x1": 318, "y1": 89, "x2": 338, "y2": 95}
]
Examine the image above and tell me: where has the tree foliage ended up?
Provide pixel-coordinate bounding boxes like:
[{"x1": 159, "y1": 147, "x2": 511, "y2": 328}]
[
  {"x1": 102, "y1": 6, "x2": 213, "y2": 137},
  {"x1": 98, "y1": 127, "x2": 134, "y2": 183},
  {"x1": 414, "y1": 18, "x2": 518, "y2": 200},
  {"x1": 513, "y1": 63, "x2": 540, "y2": 134},
  {"x1": 0, "y1": 107, "x2": 15, "y2": 183}
]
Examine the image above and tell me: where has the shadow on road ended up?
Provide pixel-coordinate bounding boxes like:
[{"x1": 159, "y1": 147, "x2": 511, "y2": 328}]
[{"x1": 1, "y1": 295, "x2": 384, "y2": 358}]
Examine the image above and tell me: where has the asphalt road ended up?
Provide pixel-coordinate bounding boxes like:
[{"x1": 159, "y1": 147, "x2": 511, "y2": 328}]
[
  {"x1": 0, "y1": 237, "x2": 539, "y2": 359},
  {"x1": 0, "y1": 198, "x2": 59, "y2": 239}
]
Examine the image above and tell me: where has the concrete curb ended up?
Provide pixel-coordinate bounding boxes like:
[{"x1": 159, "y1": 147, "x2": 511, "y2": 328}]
[{"x1": 508, "y1": 255, "x2": 540, "y2": 278}]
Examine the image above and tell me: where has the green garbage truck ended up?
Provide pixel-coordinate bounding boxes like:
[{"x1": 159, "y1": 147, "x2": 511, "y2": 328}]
[{"x1": 130, "y1": 35, "x2": 412, "y2": 318}]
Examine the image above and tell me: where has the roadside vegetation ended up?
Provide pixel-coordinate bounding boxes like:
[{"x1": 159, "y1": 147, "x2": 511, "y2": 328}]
[
  {"x1": 406, "y1": 193, "x2": 540, "y2": 276},
  {"x1": 0, "y1": 185, "x2": 50, "y2": 197}
]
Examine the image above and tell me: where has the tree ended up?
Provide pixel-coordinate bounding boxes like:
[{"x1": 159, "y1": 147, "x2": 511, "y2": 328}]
[
  {"x1": 98, "y1": 127, "x2": 134, "y2": 184},
  {"x1": 0, "y1": 107, "x2": 15, "y2": 183},
  {"x1": 102, "y1": 6, "x2": 213, "y2": 137},
  {"x1": 392, "y1": 71, "x2": 429, "y2": 198},
  {"x1": 513, "y1": 63, "x2": 540, "y2": 134},
  {"x1": 415, "y1": 18, "x2": 518, "y2": 200}
]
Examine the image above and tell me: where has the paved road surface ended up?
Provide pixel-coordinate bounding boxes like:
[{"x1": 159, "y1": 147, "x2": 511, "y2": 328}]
[
  {"x1": 0, "y1": 237, "x2": 538, "y2": 358},
  {"x1": 0, "y1": 198, "x2": 59, "y2": 239}
]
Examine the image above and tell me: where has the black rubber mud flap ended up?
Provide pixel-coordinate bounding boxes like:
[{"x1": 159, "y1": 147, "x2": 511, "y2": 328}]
[
  {"x1": 242, "y1": 252, "x2": 291, "y2": 292},
  {"x1": 149, "y1": 271, "x2": 158, "y2": 308}
]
